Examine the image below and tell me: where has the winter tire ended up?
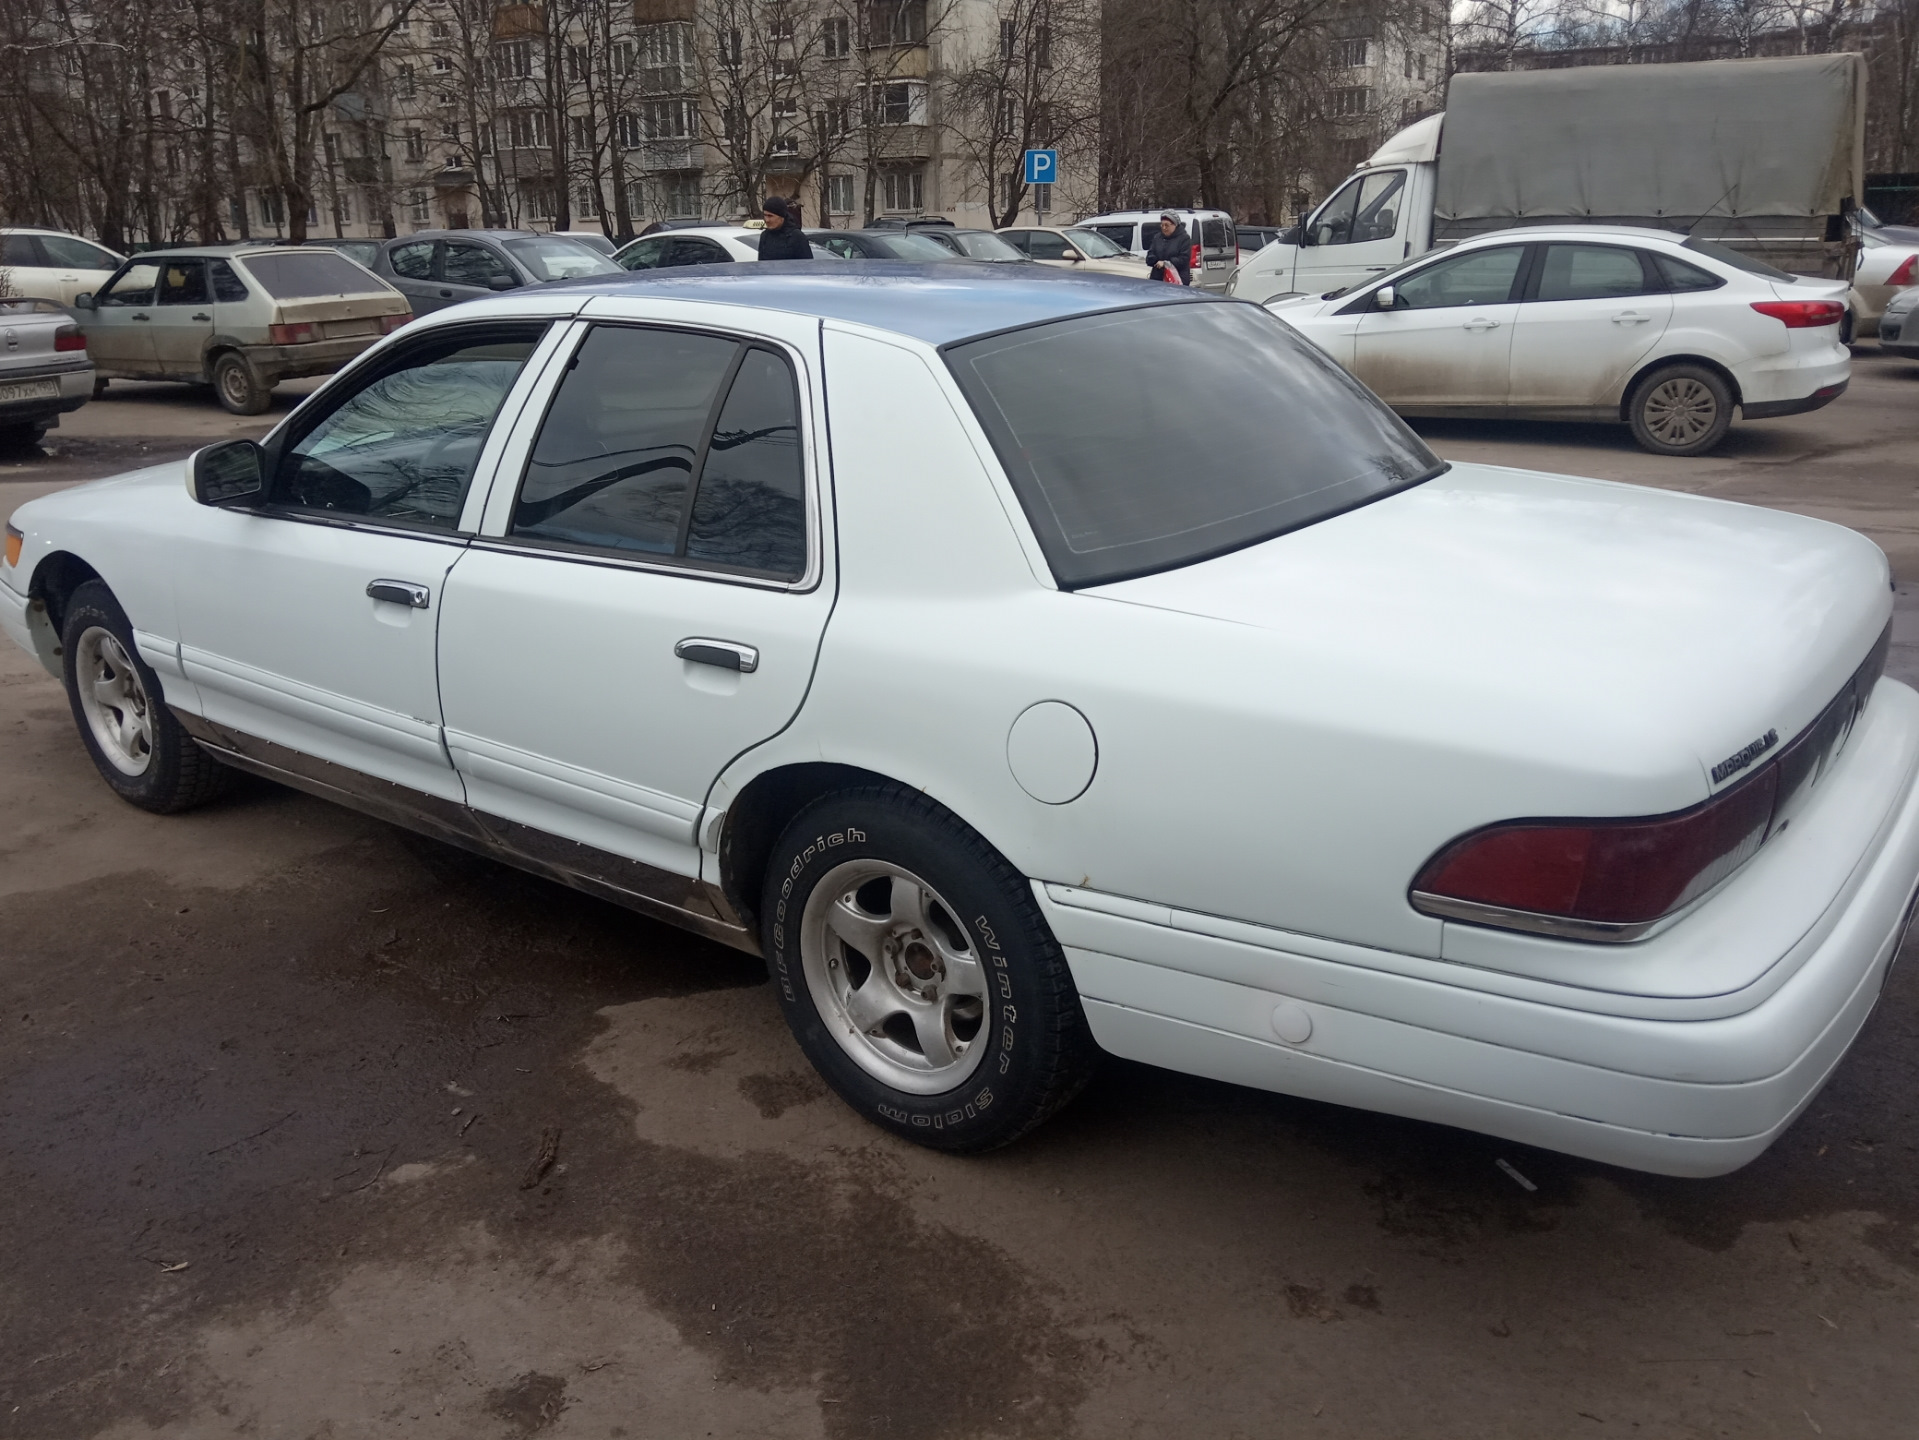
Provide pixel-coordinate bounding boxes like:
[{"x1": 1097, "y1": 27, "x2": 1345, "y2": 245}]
[
  {"x1": 212, "y1": 351, "x2": 271, "y2": 415},
  {"x1": 1627, "y1": 362, "x2": 1733, "y2": 457},
  {"x1": 761, "y1": 784, "x2": 1097, "y2": 1152},
  {"x1": 61, "y1": 580, "x2": 234, "y2": 813}
]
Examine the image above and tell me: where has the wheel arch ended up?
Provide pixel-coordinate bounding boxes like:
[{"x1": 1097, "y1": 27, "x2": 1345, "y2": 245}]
[
  {"x1": 1618, "y1": 353, "x2": 1743, "y2": 421},
  {"x1": 26, "y1": 548, "x2": 104, "y2": 636},
  {"x1": 718, "y1": 761, "x2": 990, "y2": 934}
]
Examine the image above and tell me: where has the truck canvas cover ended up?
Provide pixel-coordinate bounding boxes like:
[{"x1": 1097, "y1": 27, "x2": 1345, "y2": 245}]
[{"x1": 1433, "y1": 55, "x2": 1866, "y2": 225}]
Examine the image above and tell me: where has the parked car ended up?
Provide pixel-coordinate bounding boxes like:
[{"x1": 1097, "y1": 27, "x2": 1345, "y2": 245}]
[
  {"x1": 614, "y1": 226, "x2": 764, "y2": 268},
  {"x1": 1237, "y1": 225, "x2": 1283, "y2": 252},
  {"x1": 995, "y1": 226, "x2": 1151, "y2": 278},
  {"x1": 1075, "y1": 208, "x2": 1239, "y2": 290},
  {"x1": 1847, "y1": 226, "x2": 1918, "y2": 338},
  {"x1": 374, "y1": 229, "x2": 622, "y2": 315},
  {"x1": 0, "y1": 297, "x2": 92, "y2": 445},
  {"x1": 550, "y1": 229, "x2": 619, "y2": 257},
  {"x1": 76, "y1": 245, "x2": 412, "y2": 414},
  {"x1": 913, "y1": 228, "x2": 1033, "y2": 263},
  {"x1": 0, "y1": 228, "x2": 126, "y2": 307},
  {"x1": 808, "y1": 229, "x2": 969, "y2": 260},
  {"x1": 1880, "y1": 284, "x2": 1919, "y2": 359},
  {"x1": 865, "y1": 216, "x2": 957, "y2": 231},
  {"x1": 1266, "y1": 225, "x2": 1851, "y2": 457},
  {"x1": 5, "y1": 266, "x2": 1912, "y2": 1178},
  {"x1": 302, "y1": 237, "x2": 385, "y2": 269}
]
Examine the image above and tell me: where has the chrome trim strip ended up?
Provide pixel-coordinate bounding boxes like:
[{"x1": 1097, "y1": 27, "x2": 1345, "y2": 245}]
[
  {"x1": 1409, "y1": 891, "x2": 1667, "y2": 945},
  {"x1": 175, "y1": 711, "x2": 757, "y2": 955}
]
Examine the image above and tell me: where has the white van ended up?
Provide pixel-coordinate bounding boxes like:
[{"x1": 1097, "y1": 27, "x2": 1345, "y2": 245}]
[{"x1": 1076, "y1": 208, "x2": 1239, "y2": 292}]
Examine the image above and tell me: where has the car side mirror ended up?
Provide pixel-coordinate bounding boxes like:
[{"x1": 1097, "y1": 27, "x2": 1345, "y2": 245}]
[
  {"x1": 189, "y1": 438, "x2": 265, "y2": 505},
  {"x1": 73, "y1": 293, "x2": 95, "y2": 310},
  {"x1": 1373, "y1": 284, "x2": 1396, "y2": 311},
  {"x1": 488, "y1": 274, "x2": 519, "y2": 291}
]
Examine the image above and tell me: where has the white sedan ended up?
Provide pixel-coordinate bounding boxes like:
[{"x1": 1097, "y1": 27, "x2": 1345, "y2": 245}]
[
  {"x1": 5, "y1": 266, "x2": 1914, "y2": 1177},
  {"x1": 1266, "y1": 226, "x2": 1851, "y2": 456}
]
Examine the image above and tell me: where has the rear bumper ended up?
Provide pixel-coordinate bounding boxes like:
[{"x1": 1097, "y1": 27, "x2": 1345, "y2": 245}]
[
  {"x1": 1041, "y1": 680, "x2": 1919, "y2": 1177},
  {"x1": 1744, "y1": 378, "x2": 1849, "y2": 420},
  {"x1": 1735, "y1": 344, "x2": 1849, "y2": 415},
  {"x1": 243, "y1": 336, "x2": 380, "y2": 384},
  {"x1": 0, "y1": 360, "x2": 93, "y2": 424}
]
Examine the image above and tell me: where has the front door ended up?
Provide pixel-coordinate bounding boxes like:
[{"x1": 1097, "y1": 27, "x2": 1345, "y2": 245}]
[
  {"x1": 170, "y1": 318, "x2": 561, "y2": 799},
  {"x1": 148, "y1": 258, "x2": 215, "y2": 378},
  {"x1": 436, "y1": 314, "x2": 833, "y2": 882},
  {"x1": 1296, "y1": 169, "x2": 1410, "y2": 295},
  {"x1": 1505, "y1": 242, "x2": 1674, "y2": 411},
  {"x1": 84, "y1": 259, "x2": 164, "y2": 374},
  {"x1": 1351, "y1": 243, "x2": 1526, "y2": 411}
]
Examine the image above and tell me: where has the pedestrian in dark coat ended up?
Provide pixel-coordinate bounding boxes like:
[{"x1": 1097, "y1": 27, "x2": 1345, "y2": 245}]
[
  {"x1": 756, "y1": 196, "x2": 814, "y2": 261},
  {"x1": 1143, "y1": 213, "x2": 1192, "y2": 284}
]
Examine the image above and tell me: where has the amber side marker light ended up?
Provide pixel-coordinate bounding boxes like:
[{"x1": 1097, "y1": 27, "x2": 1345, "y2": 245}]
[
  {"x1": 1411, "y1": 624, "x2": 1891, "y2": 944},
  {"x1": 4, "y1": 524, "x2": 22, "y2": 570}
]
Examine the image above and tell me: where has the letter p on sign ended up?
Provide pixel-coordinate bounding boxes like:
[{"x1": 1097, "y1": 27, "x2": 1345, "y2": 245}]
[{"x1": 1023, "y1": 149, "x2": 1057, "y2": 185}]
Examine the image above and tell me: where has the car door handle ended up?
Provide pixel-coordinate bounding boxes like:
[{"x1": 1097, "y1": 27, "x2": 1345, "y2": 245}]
[
  {"x1": 366, "y1": 579, "x2": 431, "y2": 608},
  {"x1": 1611, "y1": 311, "x2": 1650, "y2": 324},
  {"x1": 675, "y1": 638, "x2": 759, "y2": 673},
  {"x1": 191, "y1": 312, "x2": 210, "y2": 321},
  {"x1": 437, "y1": 289, "x2": 453, "y2": 298},
  {"x1": 1462, "y1": 317, "x2": 1500, "y2": 331},
  {"x1": 131, "y1": 312, "x2": 150, "y2": 321}
]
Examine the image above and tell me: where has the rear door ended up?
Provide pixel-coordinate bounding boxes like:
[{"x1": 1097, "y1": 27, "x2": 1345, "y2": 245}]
[
  {"x1": 147, "y1": 259, "x2": 215, "y2": 378},
  {"x1": 664, "y1": 237, "x2": 732, "y2": 268},
  {"x1": 36, "y1": 233, "x2": 123, "y2": 306},
  {"x1": 1505, "y1": 243, "x2": 1674, "y2": 411},
  {"x1": 442, "y1": 239, "x2": 520, "y2": 306},
  {"x1": 0, "y1": 234, "x2": 58, "y2": 305},
  {"x1": 1196, "y1": 217, "x2": 1237, "y2": 290},
  {"x1": 1351, "y1": 243, "x2": 1525, "y2": 409},
  {"x1": 384, "y1": 238, "x2": 446, "y2": 312},
  {"x1": 437, "y1": 312, "x2": 833, "y2": 881}
]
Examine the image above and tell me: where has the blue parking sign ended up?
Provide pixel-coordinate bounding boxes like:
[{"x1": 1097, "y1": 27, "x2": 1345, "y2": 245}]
[{"x1": 1023, "y1": 149, "x2": 1058, "y2": 185}]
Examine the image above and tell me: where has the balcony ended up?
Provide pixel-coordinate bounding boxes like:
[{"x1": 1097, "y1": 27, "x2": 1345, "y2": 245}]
[
  {"x1": 634, "y1": 139, "x2": 697, "y2": 171},
  {"x1": 636, "y1": 64, "x2": 687, "y2": 95},
  {"x1": 341, "y1": 155, "x2": 391, "y2": 184},
  {"x1": 434, "y1": 167, "x2": 476, "y2": 188},
  {"x1": 870, "y1": 124, "x2": 932, "y2": 160},
  {"x1": 633, "y1": 0, "x2": 695, "y2": 20}
]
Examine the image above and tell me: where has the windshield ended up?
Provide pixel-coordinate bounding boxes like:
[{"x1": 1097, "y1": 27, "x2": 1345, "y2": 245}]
[
  {"x1": 946, "y1": 301, "x2": 1443, "y2": 588},
  {"x1": 1067, "y1": 229, "x2": 1127, "y2": 258},
  {"x1": 1683, "y1": 237, "x2": 1796, "y2": 281},
  {"x1": 239, "y1": 250, "x2": 391, "y2": 298},
  {"x1": 503, "y1": 235, "x2": 624, "y2": 281},
  {"x1": 874, "y1": 232, "x2": 960, "y2": 260},
  {"x1": 953, "y1": 231, "x2": 1026, "y2": 261}
]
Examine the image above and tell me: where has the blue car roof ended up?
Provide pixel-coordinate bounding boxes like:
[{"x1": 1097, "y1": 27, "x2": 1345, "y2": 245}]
[{"x1": 541, "y1": 260, "x2": 1220, "y2": 345}]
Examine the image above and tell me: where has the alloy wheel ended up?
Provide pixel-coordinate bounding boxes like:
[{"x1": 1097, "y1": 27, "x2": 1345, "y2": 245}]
[
  {"x1": 800, "y1": 858, "x2": 991, "y2": 1094},
  {"x1": 75, "y1": 625, "x2": 154, "y2": 776}
]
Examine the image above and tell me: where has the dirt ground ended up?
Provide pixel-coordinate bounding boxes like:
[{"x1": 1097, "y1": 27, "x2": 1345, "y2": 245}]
[{"x1": 3, "y1": 361, "x2": 1918, "y2": 1440}]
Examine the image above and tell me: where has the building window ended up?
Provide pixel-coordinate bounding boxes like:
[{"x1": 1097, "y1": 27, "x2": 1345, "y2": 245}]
[
  {"x1": 430, "y1": 18, "x2": 449, "y2": 39},
  {"x1": 332, "y1": 191, "x2": 354, "y2": 226},
  {"x1": 432, "y1": 53, "x2": 451, "y2": 72},
  {"x1": 567, "y1": 45, "x2": 588, "y2": 81},
  {"x1": 610, "y1": 41, "x2": 634, "y2": 75},
  {"x1": 771, "y1": 136, "x2": 800, "y2": 155},
  {"x1": 827, "y1": 172, "x2": 854, "y2": 213},
  {"x1": 408, "y1": 190, "x2": 430, "y2": 223},
  {"x1": 1334, "y1": 37, "x2": 1370, "y2": 68},
  {"x1": 880, "y1": 167, "x2": 922, "y2": 212},
  {"x1": 663, "y1": 172, "x2": 701, "y2": 217},
  {"x1": 996, "y1": 94, "x2": 1015, "y2": 133},
  {"x1": 500, "y1": 109, "x2": 551, "y2": 148},
  {"x1": 570, "y1": 114, "x2": 593, "y2": 149},
  {"x1": 641, "y1": 24, "x2": 690, "y2": 69},
  {"x1": 259, "y1": 190, "x2": 285, "y2": 225},
  {"x1": 864, "y1": 0, "x2": 926, "y2": 45},
  {"x1": 773, "y1": 95, "x2": 798, "y2": 121},
  {"x1": 441, "y1": 119, "x2": 461, "y2": 144},
  {"x1": 1401, "y1": 98, "x2": 1421, "y2": 124},
  {"x1": 823, "y1": 16, "x2": 850, "y2": 57},
  {"x1": 999, "y1": 17, "x2": 1015, "y2": 59},
  {"x1": 773, "y1": 56, "x2": 799, "y2": 79},
  {"x1": 395, "y1": 62, "x2": 416, "y2": 99},
  {"x1": 721, "y1": 28, "x2": 742, "y2": 65},
  {"x1": 1416, "y1": 53, "x2": 1427, "y2": 81},
  {"x1": 499, "y1": 41, "x2": 533, "y2": 78},
  {"x1": 577, "y1": 184, "x2": 600, "y2": 214},
  {"x1": 1035, "y1": 23, "x2": 1051, "y2": 69},
  {"x1": 323, "y1": 131, "x2": 340, "y2": 163},
  {"x1": 770, "y1": 14, "x2": 795, "y2": 41},
  {"x1": 866, "y1": 80, "x2": 926, "y2": 126},
  {"x1": 405, "y1": 127, "x2": 426, "y2": 161},
  {"x1": 1331, "y1": 86, "x2": 1371, "y2": 116},
  {"x1": 521, "y1": 181, "x2": 555, "y2": 219},
  {"x1": 639, "y1": 98, "x2": 698, "y2": 139}
]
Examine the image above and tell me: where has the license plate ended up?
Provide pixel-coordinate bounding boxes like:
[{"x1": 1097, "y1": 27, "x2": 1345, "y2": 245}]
[{"x1": 0, "y1": 378, "x2": 59, "y2": 404}]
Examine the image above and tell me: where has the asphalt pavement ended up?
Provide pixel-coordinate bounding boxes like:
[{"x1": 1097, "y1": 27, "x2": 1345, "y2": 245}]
[{"x1": 2, "y1": 359, "x2": 1917, "y2": 1439}]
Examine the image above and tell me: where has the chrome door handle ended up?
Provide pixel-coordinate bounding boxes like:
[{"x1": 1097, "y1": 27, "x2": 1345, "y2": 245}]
[
  {"x1": 367, "y1": 579, "x2": 430, "y2": 608},
  {"x1": 1462, "y1": 317, "x2": 1500, "y2": 331},
  {"x1": 675, "y1": 638, "x2": 759, "y2": 673}
]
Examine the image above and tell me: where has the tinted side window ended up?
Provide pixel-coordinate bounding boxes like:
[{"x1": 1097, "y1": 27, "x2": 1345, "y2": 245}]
[
  {"x1": 0, "y1": 234, "x2": 46, "y2": 266},
  {"x1": 1654, "y1": 253, "x2": 1724, "y2": 292},
  {"x1": 1024, "y1": 231, "x2": 1071, "y2": 260},
  {"x1": 274, "y1": 328, "x2": 541, "y2": 529},
  {"x1": 620, "y1": 237, "x2": 669, "y2": 269},
  {"x1": 1391, "y1": 246, "x2": 1524, "y2": 310},
  {"x1": 666, "y1": 237, "x2": 727, "y2": 266},
  {"x1": 99, "y1": 262, "x2": 161, "y2": 306},
  {"x1": 209, "y1": 259, "x2": 250, "y2": 303},
  {"x1": 512, "y1": 326, "x2": 738, "y2": 555},
  {"x1": 999, "y1": 231, "x2": 1033, "y2": 255},
  {"x1": 1535, "y1": 244, "x2": 1656, "y2": 302},
  {"x1": 40, "y1": 235, "x2": 118, "y2": 269},
  {"x1": 445, "y1": 241, "x2": 515, "y2": 288},
  {"x1": 157, "y1": 261, "x2": 208, "y2": 305},
  {"x1": 389, "y1": 240, "x2": 436, "y2": 280},
  {"x1": 1089, "y1": 224, "x2": 1135, "y2": 249},
  {"x1": 686, "y1": 348, "x2": 806, "y2": 578},
  {"x1": 1201, "y1": 219, "x2": 1230, "y2": 249}
]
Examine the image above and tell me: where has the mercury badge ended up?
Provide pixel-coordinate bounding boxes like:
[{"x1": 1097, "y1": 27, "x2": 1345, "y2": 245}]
[{"x1": 1712, "y1": 729, "x2": 1779, "y2": 784}]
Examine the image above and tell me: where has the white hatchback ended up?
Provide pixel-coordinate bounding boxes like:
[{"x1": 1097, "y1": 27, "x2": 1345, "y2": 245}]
[
  {"x1": 4, "y1": 268, "x2": 1913, "y2": 1177},
  {"x1": 1266, "y1": 226, "x2": 1851, "y2": 456}
]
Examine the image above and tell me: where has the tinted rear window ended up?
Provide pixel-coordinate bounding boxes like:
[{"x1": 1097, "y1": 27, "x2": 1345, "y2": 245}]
[
  {"x1": 946, "y1": 302, "x2": 1442, "y2": 588},
  {"x1": 1201, "y1": 219, "x2": 1233, "y2": 249},
  {"x1": 240, "y1": 250, "x2": 389, "y2": 298}
]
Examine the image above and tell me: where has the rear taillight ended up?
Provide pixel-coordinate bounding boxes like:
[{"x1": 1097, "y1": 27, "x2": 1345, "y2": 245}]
[
  {"x1": 1190, "y1": 243, "x2": 1202, "y2": 273},
  {"x1": 1412, "y1": 624, "x2": 1891, "y2": 942},
  {"x1": 378, "y1": 311, "x2": 411, "y2": 334},
  {"x1": 1750, "y1": 300, "x2": 1846, "y2": 328},
  {"x1": 268, "y1": 322, "x2": 316, "y2": 345},
  {"x1": 1888, "y1": 254, "x2": 1917, "y2": 286},
  {"x1": 53, "y1": 324, "x2": 86, "y2": 352}
]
